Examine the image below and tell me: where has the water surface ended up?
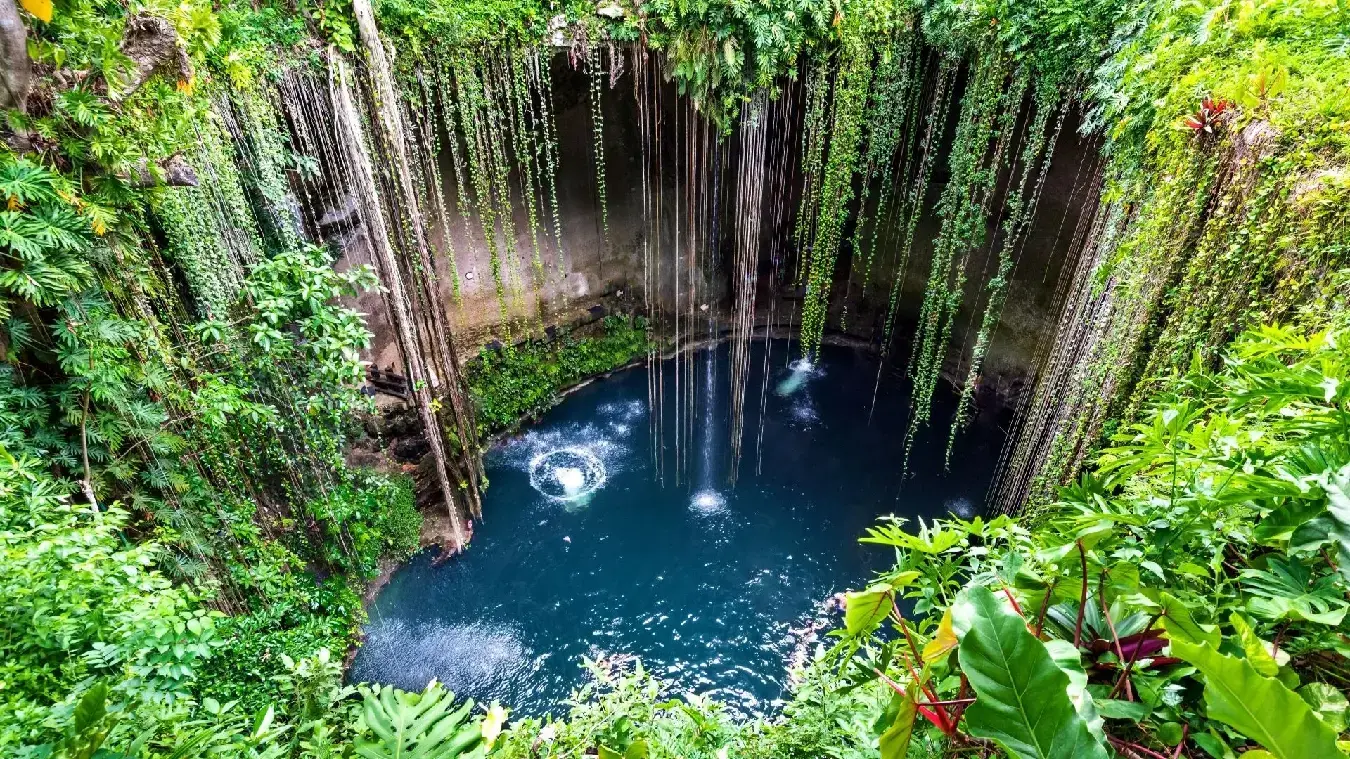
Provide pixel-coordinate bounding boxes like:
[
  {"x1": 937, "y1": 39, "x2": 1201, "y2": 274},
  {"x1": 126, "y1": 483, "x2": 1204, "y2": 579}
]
[{"x1": 351, "y1": 339, "x2": 1002, "y2": 715}]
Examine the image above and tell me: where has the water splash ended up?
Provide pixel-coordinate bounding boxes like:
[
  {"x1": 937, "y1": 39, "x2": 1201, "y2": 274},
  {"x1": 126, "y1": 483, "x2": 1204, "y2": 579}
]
[
  {"x1": 775, "y1": 359, "x2": 816, "y2": 397},
  {"x1": 529, "y1": 448, "x2": 606, "y2": 504},
  {"x1": 690, "y1": 489, "x2": 727, "y2": 516}
]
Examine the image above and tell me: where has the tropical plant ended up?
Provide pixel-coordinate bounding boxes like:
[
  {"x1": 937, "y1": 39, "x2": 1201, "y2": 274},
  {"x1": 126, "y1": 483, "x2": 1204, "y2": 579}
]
[
  {"x1": 834, "y1": 324, "x2": 1350, "y2": 759},
  {"x1": 354, "y1": 682, "x2": 497, "y2": 759}
]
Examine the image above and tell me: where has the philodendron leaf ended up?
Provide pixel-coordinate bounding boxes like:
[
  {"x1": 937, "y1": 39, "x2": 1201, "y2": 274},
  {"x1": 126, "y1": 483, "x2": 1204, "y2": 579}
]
[
  {"x1": 1322, "y1": 464, "x2": 1350, "y2": 583},
  {"x1": 951, "y1": 586, "x2": 1110, "y2": 759},
  {"x1": 845, "y1": 572, "x2": 918, "y2": 636},
  {"x1": 1170, "y1": 638, "x2": 1344, "y2": 759}
]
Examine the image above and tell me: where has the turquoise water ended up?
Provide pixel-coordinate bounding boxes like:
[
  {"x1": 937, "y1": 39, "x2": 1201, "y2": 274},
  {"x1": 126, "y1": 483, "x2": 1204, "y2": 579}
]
[{"x1": 350, "y1": 339, "x2": 1003, "y2": 715}]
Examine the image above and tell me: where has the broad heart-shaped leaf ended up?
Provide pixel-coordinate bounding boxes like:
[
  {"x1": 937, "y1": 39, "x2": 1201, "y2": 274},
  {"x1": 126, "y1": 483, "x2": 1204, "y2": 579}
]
[
  {"x1": 1170, "y1": 638, "x2": 1343, "y2": 759},
  {"x1": 951, "y1": 586, "x2": 1110, "y2": 759},
  {"x1": 845, "y1": 584, "x2": 894, "y2": 635}
]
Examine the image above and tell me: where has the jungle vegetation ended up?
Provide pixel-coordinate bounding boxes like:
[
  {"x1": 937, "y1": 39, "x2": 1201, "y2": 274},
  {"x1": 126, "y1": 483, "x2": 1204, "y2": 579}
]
[{"x1": 1, "y1": 0, "x2": 1348, "y2": 755}]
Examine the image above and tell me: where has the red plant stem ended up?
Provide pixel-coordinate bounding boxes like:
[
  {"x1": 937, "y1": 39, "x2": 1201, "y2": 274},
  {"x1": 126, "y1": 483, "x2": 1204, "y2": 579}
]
[
  {"x1": 1108, "y1": 614, "x2": 1160, "y2": 699},
  {"x1": 949, "y1": 675, "x2": 972, "y2": 725},
  {"x1": 1107, "y1": 736, "x2": 1169, "y2": 759},
  {"x1": 919, "y1": 698, "x2": 976, "y2": 707},
  {"x1": 1074, "y1": 540, "x2": 1088, "y2": 648},
  {"x1": 873, "y1": 668, "x2": 947, "y2": 732},
  {"x1": 1171, "y1": 725, "x2": 1189, "y2": 759},
  {"x1": 1002, "y1": 586, "x2": 1024, "y2": 617},
  {"x1": 1098, "y1": 571, "x2": 1133, "y2": 701},
  {"x1": 890, "y1": 598, "x2": 943, "y2": 706},
  {"x1": 1272, "y1": 621, "x2": 1289, "y2": 660},
  {"x1": 1034, "y1": 581, "x2": 1056, "y2": 637}
]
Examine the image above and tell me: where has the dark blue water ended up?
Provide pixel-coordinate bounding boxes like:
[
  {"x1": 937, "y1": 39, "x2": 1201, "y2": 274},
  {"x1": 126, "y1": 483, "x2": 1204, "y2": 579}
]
[{"x1": 350, "y1": 339, "x2": 1003, "y2": 715}]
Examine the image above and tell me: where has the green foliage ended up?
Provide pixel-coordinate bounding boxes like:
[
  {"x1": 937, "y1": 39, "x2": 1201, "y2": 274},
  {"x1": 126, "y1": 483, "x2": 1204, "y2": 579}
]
[
  {"x1": 3, "y1": 0, "x2": 1349, "y2": 755},
  {"x1": 1021, "y1": 0, "x2": 1350, "y2": 500},
  {"x1": 354, "y1": 682, "x2": 490, "y2": 759},
  {"x1": 952, "y1": 586, "x2": 1110, "y2": 758},
  {"x1": 467, "y1": 315, "x2": 650, "y2": 437},
  {"x1": 1171, "y1": 637, "x2": 1342, "y2": 759},
  {"x1": 905, "y1": 50, "x2": 1020, "y2": 466},
  {"x1": 0, "y1": 455, "x2": 216, "y2": 746},
  {"x1": 302, "y1": 473, "x2": 422, "y2": 577},
  {"x1": 798, "y1": 26, "x2": 876, "y2": 357},
  {"x1": 838, "y1": 324, "x2": 1350, "y2": 759}
]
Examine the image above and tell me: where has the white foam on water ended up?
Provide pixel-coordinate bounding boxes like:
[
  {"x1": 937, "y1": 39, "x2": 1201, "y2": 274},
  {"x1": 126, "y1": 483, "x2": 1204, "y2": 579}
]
[
  {"x1": 555, "y1": 466, "x2": 585, "y2": 495},
  {"x1": 690, "y1": 489, "x2": 727, "y2": 515},
  {"x1": 528, "y1": 447, "x2": 606, "y2": 502},
  {"x1": 946, "y1": 497, "x2": 976, "y2": 518},
  {"x1": 776, "y1": 358, "x2": 821, "y2": 397}
]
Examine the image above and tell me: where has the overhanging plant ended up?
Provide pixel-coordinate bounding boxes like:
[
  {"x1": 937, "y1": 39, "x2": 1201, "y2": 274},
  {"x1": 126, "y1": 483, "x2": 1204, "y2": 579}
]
[{"x1": 834, "y1": 324, "x2": 1350, "y2": 759}]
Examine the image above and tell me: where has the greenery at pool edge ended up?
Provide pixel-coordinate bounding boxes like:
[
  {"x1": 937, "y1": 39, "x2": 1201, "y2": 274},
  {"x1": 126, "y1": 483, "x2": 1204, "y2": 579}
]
[
  {"x1": 467, "y1": 315, "x2": 653, "y2": 441},
  {"x1": 2, "y1": 0, "x2": 1350, "y2": 753}
]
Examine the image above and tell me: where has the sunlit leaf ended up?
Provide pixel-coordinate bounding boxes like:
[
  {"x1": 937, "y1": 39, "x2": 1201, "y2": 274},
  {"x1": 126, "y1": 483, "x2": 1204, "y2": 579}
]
[
  {"x1": 1170, "y1": 638, "x2": 1341, "y2": 759},
  {"x1": 952, "y1": 586, "x2": 1110, "y2": 759}
]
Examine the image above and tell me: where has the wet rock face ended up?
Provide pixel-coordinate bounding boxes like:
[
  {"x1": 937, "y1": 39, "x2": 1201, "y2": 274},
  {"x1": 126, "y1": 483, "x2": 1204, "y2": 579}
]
[{"x1": 333, "y1": 53, "x2": 1093, "y2": 412}]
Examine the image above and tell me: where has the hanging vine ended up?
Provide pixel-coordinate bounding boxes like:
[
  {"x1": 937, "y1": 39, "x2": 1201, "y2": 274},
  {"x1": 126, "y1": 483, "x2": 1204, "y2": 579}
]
[
  {"x1": 798, "y1": 28, "x2": 874, "y2": 358},
  {"x1": 844, "y1": 27, "x2": 919, "y2": 321},
  {"x1": 902, "y1": 51, "x2": 1017, "y2": 465},
  {"x1": 532, "y1": 48, "x2": 565, "y2": 271},
  {"x1": 945, "y1": 77, "x2": 1065, "y2": 463},
  {"x1": 587, "y1": 44, "x2": 610, "y2": 252},
  {"x1": 792, "y1": 58, "x2": 830, "y2": 282},
  {"x1": 156, "y1": 108, "x2": 259, "y2": 317},
  {"x1": 452, "y1": 55, "x2": 510, "y2": 320}
]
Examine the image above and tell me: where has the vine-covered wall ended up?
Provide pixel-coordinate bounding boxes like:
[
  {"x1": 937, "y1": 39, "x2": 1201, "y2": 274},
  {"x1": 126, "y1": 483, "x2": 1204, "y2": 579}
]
[{"x1": 4, "y1": 0, "x2": 1350, "y2": 751}]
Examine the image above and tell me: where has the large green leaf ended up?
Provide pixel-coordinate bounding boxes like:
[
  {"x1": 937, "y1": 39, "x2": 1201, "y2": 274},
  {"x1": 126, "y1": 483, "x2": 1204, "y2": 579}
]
[
  {"x1": 844, "y1": 573, "x2": 917, "y2": 635},
  {"x1": 1158, "y1": 591, "x2": 1221, "y2": 646},
  {"x1": 356, "y1": 682, "x2": 482, "y2": 759},
  {"x1": 1170, "y1": 638, "x2": 1343, "y2": 759},
  {"x1": 845, "y1": 584, "x2": 894, "y2": 635},
  {"x1": 1300, "y1": 683, "x2": 1350, "y2": 733},
  {"x1": 1323, "y1": 464, "x2": 1350, "y2": 584},
  {"x1": 1229, "y1": 613, "x2": 1285, "y2": 677},
  {"x1": 951, "y1": 586, "x2": 1110, "y2": 759},
  {"x1": 1044, "y1": 639, "x2": 1104, "y2": 742}
]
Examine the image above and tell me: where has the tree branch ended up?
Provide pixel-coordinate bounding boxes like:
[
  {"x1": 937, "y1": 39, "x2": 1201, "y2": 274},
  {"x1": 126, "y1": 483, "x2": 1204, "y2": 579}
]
[
  {"x1": 114, "y1": 14, "x2": 192, "y2": 102},
  {"x1": 120, "y1": 153, "x2": 199, "y2": 188},
  {"x1": 0, "y1": 0, "x2": 31, "y2": 112}
]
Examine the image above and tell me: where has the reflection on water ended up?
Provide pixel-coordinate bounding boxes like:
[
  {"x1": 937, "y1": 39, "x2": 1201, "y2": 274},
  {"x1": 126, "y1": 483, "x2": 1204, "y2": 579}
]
[{"x1": 351, "y1": 340, "x2": 1004, "y2": 716}]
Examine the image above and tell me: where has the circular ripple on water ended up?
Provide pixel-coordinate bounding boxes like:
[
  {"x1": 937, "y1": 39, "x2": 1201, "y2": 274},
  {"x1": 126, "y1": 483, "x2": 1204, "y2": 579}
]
[{"x1": 528, "y1": 448, "x2": 607, "y2": 501}]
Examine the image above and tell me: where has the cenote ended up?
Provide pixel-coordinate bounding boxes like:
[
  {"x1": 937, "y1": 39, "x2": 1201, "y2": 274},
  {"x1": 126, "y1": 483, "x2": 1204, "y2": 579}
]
[{"x1": 351, "y1": 339, "x2": 1003, "y2": 715}]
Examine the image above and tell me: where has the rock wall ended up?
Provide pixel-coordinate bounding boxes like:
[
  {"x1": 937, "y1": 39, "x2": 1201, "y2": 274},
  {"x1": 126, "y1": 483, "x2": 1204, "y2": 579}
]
[{"x1": 340, "y1": 51, "x2": 1098, "y2": 408}]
